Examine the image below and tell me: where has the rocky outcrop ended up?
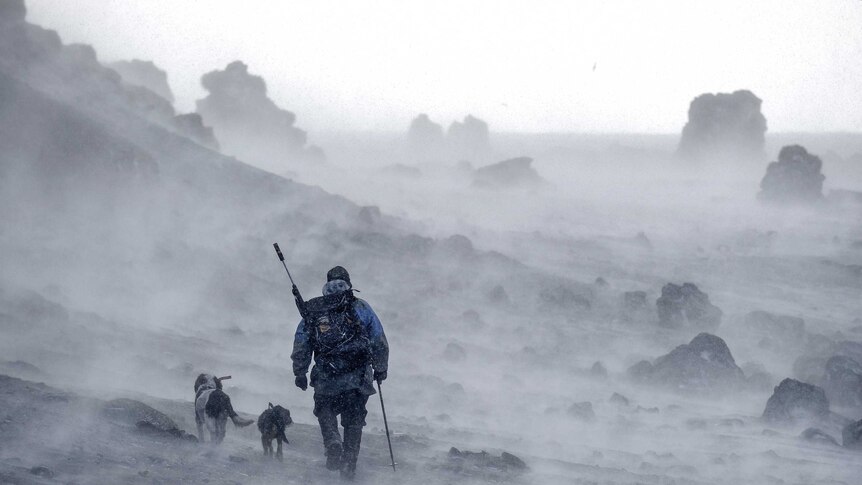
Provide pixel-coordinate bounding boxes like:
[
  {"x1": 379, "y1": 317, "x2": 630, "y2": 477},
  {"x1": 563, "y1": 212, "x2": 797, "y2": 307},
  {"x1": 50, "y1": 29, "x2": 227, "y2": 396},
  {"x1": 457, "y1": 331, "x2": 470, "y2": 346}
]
[
  {"x1": 843, "y1": 419, "x2": 862, "y2": 449},
  {"x1": 447, "y1": 115, "x2": 490, "y2": 161},
  {"x1": 407, "y1": 113, "x2": 444, "y2": 161},
  {"x1": 107, "y1": 59, "x2": 174, "y2": 103},
  {"x1": 628, "y1": 333, "x2": 744, "y2": 390},
  {"x1": 173, "y1": 113, "x2": 219, "y2": 150},
  {"x1": 759, "y1": 145, "x2": 825, "y2": 203},
  {"x1": 656, "y1": 283, "x2": 722, "y2": 329},
  {"x1": 196, "y1": 61, "x2": 318, "y2": 169},
  {"x1": 473, "y1": 156, "x2": 543, "y2": 189},
  {"x1": 677, "y1": 90, "x2": 766, "y2": 163},
  {"x1": 762, "y1": 378, "x2": 830, "y2": 424}
]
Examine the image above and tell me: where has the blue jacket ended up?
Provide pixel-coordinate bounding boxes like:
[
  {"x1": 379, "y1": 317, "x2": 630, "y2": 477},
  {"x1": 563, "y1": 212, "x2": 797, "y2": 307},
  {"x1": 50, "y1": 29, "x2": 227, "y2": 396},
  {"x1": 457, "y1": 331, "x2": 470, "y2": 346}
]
[{"x1": 291, "y1": 298, "x2": 389, "y2": 396}]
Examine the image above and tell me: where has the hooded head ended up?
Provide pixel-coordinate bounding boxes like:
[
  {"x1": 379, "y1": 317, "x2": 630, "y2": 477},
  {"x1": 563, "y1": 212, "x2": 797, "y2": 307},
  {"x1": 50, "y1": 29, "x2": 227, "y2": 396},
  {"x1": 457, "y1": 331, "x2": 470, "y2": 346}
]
[{"x1": 326, "y1": 266, "x2": 351, "y2": 287}]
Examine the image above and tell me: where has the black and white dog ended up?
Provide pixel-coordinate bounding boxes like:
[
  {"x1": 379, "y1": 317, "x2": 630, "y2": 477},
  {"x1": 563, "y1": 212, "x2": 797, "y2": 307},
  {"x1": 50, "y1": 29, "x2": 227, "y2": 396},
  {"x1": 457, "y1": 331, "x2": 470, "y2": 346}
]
[
  {"x1": 194, "y1": 373, "x2": 254, "y2": 443},
  {"x1": 258, "y1": 402, "x2": 293, "y2": 459}
]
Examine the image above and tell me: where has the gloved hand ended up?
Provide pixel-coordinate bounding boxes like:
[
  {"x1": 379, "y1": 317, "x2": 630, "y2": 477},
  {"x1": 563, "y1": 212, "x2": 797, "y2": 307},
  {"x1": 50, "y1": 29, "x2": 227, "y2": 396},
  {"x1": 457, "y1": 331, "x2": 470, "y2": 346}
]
[
  {"x1": 295, "y1": 375, "x2": 308, "y2": 391},
  {"x1": 373, "y1": 370, "x2": 387, "y2": 384}
]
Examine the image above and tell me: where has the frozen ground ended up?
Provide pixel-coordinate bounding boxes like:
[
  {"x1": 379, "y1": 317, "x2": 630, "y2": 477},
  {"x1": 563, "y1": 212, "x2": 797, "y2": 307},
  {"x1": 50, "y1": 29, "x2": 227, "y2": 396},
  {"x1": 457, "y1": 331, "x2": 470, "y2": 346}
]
[{"x1": 2, "y1": 2, "x2": 862, "y2": 484}]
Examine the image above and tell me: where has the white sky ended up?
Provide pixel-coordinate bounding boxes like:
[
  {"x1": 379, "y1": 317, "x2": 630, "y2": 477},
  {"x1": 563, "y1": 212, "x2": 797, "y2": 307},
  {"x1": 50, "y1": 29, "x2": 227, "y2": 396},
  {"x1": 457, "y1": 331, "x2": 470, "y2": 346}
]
[{"x1": 25, "y1": 0, "x2": 862, "y2": 134}]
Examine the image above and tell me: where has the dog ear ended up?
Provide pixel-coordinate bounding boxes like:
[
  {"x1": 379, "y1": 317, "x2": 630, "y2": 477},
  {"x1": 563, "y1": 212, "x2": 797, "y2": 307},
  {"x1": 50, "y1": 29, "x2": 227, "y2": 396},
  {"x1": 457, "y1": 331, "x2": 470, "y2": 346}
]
[{"x1": 269, "y1": 402, "x2": 273, "y2": 409}]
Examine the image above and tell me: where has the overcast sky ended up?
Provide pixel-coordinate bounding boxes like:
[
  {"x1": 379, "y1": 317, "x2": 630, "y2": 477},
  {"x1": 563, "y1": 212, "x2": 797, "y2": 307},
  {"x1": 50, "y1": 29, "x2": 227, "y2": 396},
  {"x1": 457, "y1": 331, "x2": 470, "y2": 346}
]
[{"x1": 26, "y1": 0, "x2": 862, "y2": 134}]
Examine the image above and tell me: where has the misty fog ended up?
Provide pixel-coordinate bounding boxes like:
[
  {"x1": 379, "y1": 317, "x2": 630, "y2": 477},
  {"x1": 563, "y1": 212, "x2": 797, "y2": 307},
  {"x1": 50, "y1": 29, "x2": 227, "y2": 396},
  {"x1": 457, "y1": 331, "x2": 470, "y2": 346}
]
[{"x1": 1, "y1": 1, "x2": 861, "y2": 484}]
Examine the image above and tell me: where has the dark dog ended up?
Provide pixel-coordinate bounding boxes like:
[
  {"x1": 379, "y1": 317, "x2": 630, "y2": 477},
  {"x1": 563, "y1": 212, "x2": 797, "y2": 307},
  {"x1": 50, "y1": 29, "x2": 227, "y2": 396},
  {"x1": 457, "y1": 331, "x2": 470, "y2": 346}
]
[
  {"x1": 194, "y1": 373, "x2": 254, "y2": 443},
  {"x1": 258, "y1": 402, "x2": 293, "y2": 459}
]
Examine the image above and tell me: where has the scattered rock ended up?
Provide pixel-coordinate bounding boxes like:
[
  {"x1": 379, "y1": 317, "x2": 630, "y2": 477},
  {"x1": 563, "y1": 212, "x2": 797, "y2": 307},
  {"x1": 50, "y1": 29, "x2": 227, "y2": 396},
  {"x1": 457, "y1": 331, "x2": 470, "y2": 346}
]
[
  {"x1": 609, "y1": 392, "x2": 630, "y2": 406},
  {"x1": 677, "y1": 89, "x2": 766, "y2": 163},
  {"x1": 656, "y1": 283, "x2": 722, "y2": 329},
  {"x1": 567, "y1": 402, "x2": 595, "y2": 421},
  {"x1": 29, "y1": 466, "x2": 54, "y2": 478},
  {"x1": 590, "y1": 361, "x2": 608, "y2": 378},
  {"x1": 135, "y1": 421, "x2": 198, "y2": 443},
  {"x1": 473, "y1": 156, "x2": 543, "y2": 189},
  {"x1": 759, "y1": 145, "x2": 825, "y2": 203},
  {"x1": 629, "y1": 333, "x2": 744, "y2": 390},
  {"x1": 762, "y1": 378, "x2": 830, "y2": 424},
  {"x1": 102, "y1": 399, "x2": 179, "y2": 431},
  {"x1": 637, "y1": 406, "x2": 660, "y2": 414},
  {"x1": 799, "y1": 427, "x2": 839, "y2": 446},
  {"x1": 842, "y1": 419, "x2": 862, "y2": 449},
  {"x1": 447, "y1": 447, "x2": 528, "y2": 472},
  {"x1": 486, "y1": 285, "x2": 510, "y2": 304},
  {"x1": 627, "y1": 360, "x2": 654, "y2": 380},
  {"x1": 538, "y1": 284, "x2": 591, "y2": 311},
  {"x1": 442, "y1": 342, "x2": 467, "y2": 363},
  {"x1": 594, "y1": 277, "x2": 609, "y2": 288}
]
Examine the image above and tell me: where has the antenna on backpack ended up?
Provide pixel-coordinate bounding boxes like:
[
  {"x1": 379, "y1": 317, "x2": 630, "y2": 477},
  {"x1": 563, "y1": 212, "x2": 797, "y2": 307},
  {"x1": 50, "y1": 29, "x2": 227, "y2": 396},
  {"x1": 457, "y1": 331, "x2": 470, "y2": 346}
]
[{"x1": 273, "y1": 243, "x2": 307, "y2": 318}]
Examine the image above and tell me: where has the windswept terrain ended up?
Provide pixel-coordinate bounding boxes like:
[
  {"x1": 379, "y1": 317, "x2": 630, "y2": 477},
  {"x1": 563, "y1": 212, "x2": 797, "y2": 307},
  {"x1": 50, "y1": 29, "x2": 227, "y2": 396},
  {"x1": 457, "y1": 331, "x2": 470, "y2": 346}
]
[{"x1": 2, "y1": 1, "x2": 862, "y2": 484}]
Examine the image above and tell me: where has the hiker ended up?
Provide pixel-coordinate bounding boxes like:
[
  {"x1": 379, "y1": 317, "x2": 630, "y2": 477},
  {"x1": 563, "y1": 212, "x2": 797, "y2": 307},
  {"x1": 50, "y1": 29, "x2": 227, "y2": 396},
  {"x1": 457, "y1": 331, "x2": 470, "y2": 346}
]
[{"x1": 291, "y1": 266, "x2": 389, "y2": 480}]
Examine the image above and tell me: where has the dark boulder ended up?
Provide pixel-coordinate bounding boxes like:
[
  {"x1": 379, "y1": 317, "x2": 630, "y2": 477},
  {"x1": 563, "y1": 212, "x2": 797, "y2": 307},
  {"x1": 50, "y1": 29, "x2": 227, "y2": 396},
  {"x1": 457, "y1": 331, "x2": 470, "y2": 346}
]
[
  {"x1": 102, "y1": 399, "x2": 196, "y2": 442},
  {"x1": 473, "y1": 156, "x2": 543, "y2": 189},
  {"x1": 799, "y1": 427, "x2": 839, "y2": 446},
  {"x1": 486, "y1": 285, "x2": 510, "y2": 304},
  {"x1": 843, "y1": 419, "x2": 862, "y2": 449},
  {"x1": 762, "y1": 379, "x2": 830, "y2": 424},
  {"x1": 590, "y1": 361, "x2": 608, "y2": 378},
  {"x1": 822, "y1": 356, "x2": 862, "y2": 408},
  {"x1": 759, "y1": 145, "x2": 825, "y2": 203},
  {"x1": 447, "y1": 447, "x2": 528, "y2": 472},
  {"x1": 656, "y1": 283, "x2": 722, "y2": 329},
  {"x1": 629, "y1": 333, "x2": 745, "y2": 390},
  {"x1": 677, "y1": 89, "x2": 766, "y2": 163},
  {"x1": 609, "y1": 392, "x2": 630, "y2": 406}
]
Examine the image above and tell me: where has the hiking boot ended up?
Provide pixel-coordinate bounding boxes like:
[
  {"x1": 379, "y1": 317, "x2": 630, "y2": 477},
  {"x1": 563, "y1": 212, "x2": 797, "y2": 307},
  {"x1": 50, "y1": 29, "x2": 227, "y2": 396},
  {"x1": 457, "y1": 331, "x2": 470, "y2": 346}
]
[
  {"x1": 231, "y1": 416, "x2": 254, "y2": 427},
  {"x1": 326, "y1": 442, "x2": 343, "y2": 471},
  {"x1": 339, "y1": 460, "x2": 356, "y2": 481},
  {"x1": 340, "y1": 425, "x2": 362, "y2": 480}
]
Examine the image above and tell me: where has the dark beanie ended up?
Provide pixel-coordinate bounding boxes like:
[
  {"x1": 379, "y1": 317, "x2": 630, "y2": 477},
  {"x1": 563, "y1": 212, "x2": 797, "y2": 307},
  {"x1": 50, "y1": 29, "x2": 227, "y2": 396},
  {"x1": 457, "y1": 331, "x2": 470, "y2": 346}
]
[{"x1": 326, "y1": 266, "x2": 351, "y2": 286}]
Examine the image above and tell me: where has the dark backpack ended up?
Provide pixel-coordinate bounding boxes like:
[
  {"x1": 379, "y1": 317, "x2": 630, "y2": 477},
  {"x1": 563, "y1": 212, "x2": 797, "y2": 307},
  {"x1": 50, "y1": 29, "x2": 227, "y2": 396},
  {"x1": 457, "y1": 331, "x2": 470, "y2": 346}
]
[{"x1": 303, "y1": 291, "x2": 370, "y2": 375}]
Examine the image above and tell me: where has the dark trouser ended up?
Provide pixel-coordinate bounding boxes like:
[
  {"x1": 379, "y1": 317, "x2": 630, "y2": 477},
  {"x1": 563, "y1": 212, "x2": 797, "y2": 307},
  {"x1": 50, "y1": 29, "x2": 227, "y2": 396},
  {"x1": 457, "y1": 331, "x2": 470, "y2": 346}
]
[{"x1": 313, "y1": 389, "x2": 369, "y2": 466}]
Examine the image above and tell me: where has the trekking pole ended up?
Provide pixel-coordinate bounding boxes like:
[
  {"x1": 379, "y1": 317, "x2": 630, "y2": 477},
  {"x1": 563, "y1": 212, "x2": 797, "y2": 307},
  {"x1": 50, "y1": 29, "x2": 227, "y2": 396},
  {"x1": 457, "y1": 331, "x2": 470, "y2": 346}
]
[
  {"x1": 272, "y1": 243, "x2": 306, "y2": 317},
  {"x1": 376, "y1": 381, "x2": 397, "y2": 471}
]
